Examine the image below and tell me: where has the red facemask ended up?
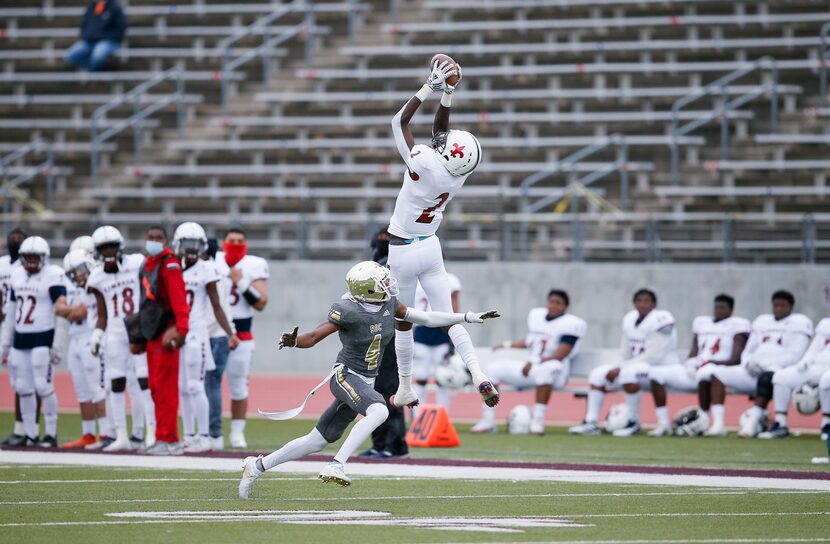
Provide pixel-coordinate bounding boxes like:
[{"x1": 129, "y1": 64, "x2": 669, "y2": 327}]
[{"x1": 223, "y1": 241, "x2": 247, "y2": 267}]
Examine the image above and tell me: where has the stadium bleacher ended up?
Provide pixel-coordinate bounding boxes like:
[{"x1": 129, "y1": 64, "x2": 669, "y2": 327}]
[{"x1": 0, "y1": 0, "x2": 828, "y2": 262}]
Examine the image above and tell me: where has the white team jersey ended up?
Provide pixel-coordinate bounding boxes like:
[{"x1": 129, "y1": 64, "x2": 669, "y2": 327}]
[
  {"x1": 183, "y1": 259, "x2": 219, "y2": 332},
  {"x1": 801, "y1": 318, "x2": 830, "y2": 367},
  {"x1": 745, "y1": 312, "x2": 813, "y2": 363},
  {"x1": 524, "y1": 309, "x2": 587, "y2": 363},
  {"x1": 0, "y1": 255, "x2": 22, "y2": 317},
  {"x1": 66, "y1": 279, "x2": 98, "y2": 339},
  {"x1": 86, "y1": 253, "x2": 145, "y2": 335},
  {"x1": 388, "y1": 143, "x2": 470, "y2": 239},
  {"x1": 214, "y1": 253, "x2": 269, "y2": 321},
  {"x1": 9, "y1": 264, "x2": 66, "y2": 334},
  {"x1": 414, "y1": 272, "x2": 461, "y2": 312},
  {"x1": 692, "y1": 315, "x2": 751, "y2": 363},
  {"x1": 621, "y1": 308, "x2": 679, "y2": 365}
]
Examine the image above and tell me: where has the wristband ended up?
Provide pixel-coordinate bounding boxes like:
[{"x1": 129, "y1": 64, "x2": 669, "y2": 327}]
[
  {"x1": 501, "y1": 340, "x2": 512, "y2": 349},
  {"x1": 242, "y1": 286, "x2": 261, "y2": 306},
  {"x1": 235, "y1": 277, "x2": 252, "y2": 293},
  {"x1": 415, "y1": 84, "x2": 432, "y2": 102},
  {"x1": 440, "y1": 91, "x2": 452, "y2": 107}
]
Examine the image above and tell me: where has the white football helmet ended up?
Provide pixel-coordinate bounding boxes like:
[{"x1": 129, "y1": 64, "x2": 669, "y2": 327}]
[
  {"x1": 68, "y1": 235, "x2": 94, "y2": 256},
  {"x1": 345, "y1": 261, "x2": 399, "y2": 303},
  {"x1": 432, "y1": 129, "x2": 482, "y2": 176},
  {"x1": 507, "y1": 405, "x2": 532, "y2": 435},
  {"x1": 434, "y1": 354, "x2": 471, "y2": 390},
  {"x1": 91, "y1": 225, "x2": 124, "y2": 266},
  {"x1": 738, "y1": 408, "x2": 767, "y2": 437},
  {"x1": 604, "y1": 403, "x2": 630, "y2": 433},
  {"x1": 173, "y1": 221, "x2": 208, "y2": 257},
  {"x1": 19, "y1": 236, "x2": 50, "y2": 274},
  {"x1": 794, "y1": 383, "x2": 820, "y2": 415},
  {"x1": 63, "y1": 248, "x2": 95, "y2": 285},
  {"x1": 672, "y1": 406, "x2": 710, "y2": 437}
]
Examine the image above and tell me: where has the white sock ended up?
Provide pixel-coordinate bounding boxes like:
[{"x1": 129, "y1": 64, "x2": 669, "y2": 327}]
[
  {"x1": 193, "y1": 389, "x2": 209, "y2": 437},
  {"x1": 585, "y1": 389, "x2": 604, "y2": 424},
  {"x1": 42, "y1": 391, "x2": 58, "y2": 437},
  {"x1": 655, "y1": 406, "x2": 669, "y2": 428},
  {"x1": 749, "y1": 405, "x2": 764, "y2": 419},
  {"x1": 82, "y1": 419, "x2": 95, "y2": 436},
  {"x1": 447, "y1": 325, "x2": 486, "y2": 384},
  {"x1": 262, "y1": 428, "x2": 329, "y2": 471},
  {"x1": 775, "y1": 413, "x2": 788, "y2": 427},
  {"x1": 20, "y1": 393, "x2": 38, "y2": 438},
  {"x1": 231, "y1": 419, "x2": 246, "y2": 435},
  {"x1": 436, "y1": 386, "x2": 451, "y2": 409},
  {"x1": 110, "y1": 390, "x2": 128, "y2": 431},
  {"x1": 128, "y1": 382, "x2": 144, "y2": 438},
  {"x1": 13, "y1": 420, "x2": 24, "y2": 436},
  {"x1": 414, "y1": 383, "x2": 427, "y2": 404},
  {"x1": 141, "y1": 387, "x2": 156, "y2": 428},
  {"x1": 180, "y1": 392, "x2": 195, "y2": 437},
  {"x1": 772, "y1": 384, "x2": 791, "y2": 416},
  {"x1": 333, "y1": 403, "x2": 389, "y2": 465},
  {"x1": 711, "y1": 404, "x2": 725, "y2": 427},
  {"x1": 480, "y1": 403, "x2": 496, "y2": 425},
  {"x1": 394, "y1": 328, "x2": 414, "y2": 377},
  {"x1": 98, "y1": 416, "x2": 112, "y2": 437},
  {"x1": 625, "y1": 391, "x2": 641, "y2": 424},
  {"x1": 532, "y1": 403, "x2": 547, "y2": 424}
]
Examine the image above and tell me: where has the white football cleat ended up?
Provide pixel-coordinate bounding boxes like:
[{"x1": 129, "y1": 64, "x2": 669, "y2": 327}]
[
  {"x1": 103, "y1": 429, "x2": 133, "y2": 452},
  {"x1": 529, "y1": 419, "x2": 545, "y2": 436},
  {"x1": 704, "y1": 423, "x2": 727, "y2": 437},
  {"x1": 230, "y1": 431, "x2": 247, "y2": 449},
  {"x1": 183, "y1": 436, "x2": 211, "y2": 453},
  {"x1": 144, "y1": 424, "x2": 156, "y2": 448},
  {"x1": 469, "y1": 420, "x2": 497, "y2": 434},
  {"x1": 239, "y1": 456, "x2": 262, "y2": 499},
  {"x1": 568, "y1": 421, "x2": 601, "y2": 436},
  {"x1": 319, "y1": 461, "x2": 351, "y2": 487},
  {"x1": 211, "y1": 435, "x2": 225, "y2": 451},
  {"x1": 647, "y1": 424, "x2": 671, "y2": 437},
  {"x1": 612, "y1": 421, "x2": 641, "y2": 437}
]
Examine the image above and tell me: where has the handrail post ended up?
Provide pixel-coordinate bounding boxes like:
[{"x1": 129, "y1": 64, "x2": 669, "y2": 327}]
[
  {"x1": 801, "y1": 214, "x2": 817, "y2": 264},
  {"x1": 722, "y1": 216, "x2": 734, "y2": 263},
  {"x1": 519, "y1": 188, "x2": 529, "y2": 259},
  {"x1": 176, "y1": 69, "x2": 185, "y2": 134},
  {"x1": 720, "y1": 85, "x2": 729, "y2": 161},
  {"x1": 618, "y1": 138, "x2": 629, "y2": 211},
  {"x1": 45, "y1": 145, "x2": 54, "y2": 210},
  {"x1": 670, "y1": 108, "x2": 679, "y2": 185},
  {"x1": 133, "y1": 94, "x2": 142, "y2": 168},
  {"x1": 570, "y1": 190, "x2": 582, "y2": 262},
  {"x1": 263, "y1": 22, "x2": 272, "y2": 86},
  {"x1": 769, "y1": 58, "x2": 779, "y2": 134},
  {"x1": 90, "y1": 115, "x2": 99, "y2": 186},
  {"x1": 221, "y1": 48, "x2": 230, "y2": 113},
  {"x1": 304, "y1": 4, "x2": 315, "y2": 67},
  {"x1": 821, "y1": 22, "x2": 830, "y2": 109}
]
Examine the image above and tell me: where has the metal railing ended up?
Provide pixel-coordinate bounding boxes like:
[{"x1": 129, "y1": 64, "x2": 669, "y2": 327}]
[
  {"x1": 90, "y1": 67, "x2": 185, "y2": 185},
  {"x1": 0, "y1": 139, "x2": 55, "y2": 226},
  {"x1": 218, "y1": 0, "x2": 316, "y2": 111},
  {"x1": 518, "y1": 134, "x2": 630, "y2": 259},
  {"x1": 670, "y1": 56, "x2": 779, "y2": 184},
  {"x1": 820, "y1": 21, "x2": 830, "y2": 108}
]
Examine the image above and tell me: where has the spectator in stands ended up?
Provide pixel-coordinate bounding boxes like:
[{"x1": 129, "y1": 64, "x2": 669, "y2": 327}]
[{"x1": 64, "y1": 0, "x2": 127, "y2": 72}]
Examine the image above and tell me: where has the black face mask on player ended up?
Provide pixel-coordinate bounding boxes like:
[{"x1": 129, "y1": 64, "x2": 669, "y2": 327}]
[{"x1": 6, "y1": 228, "x2": 27, "y2": 262}]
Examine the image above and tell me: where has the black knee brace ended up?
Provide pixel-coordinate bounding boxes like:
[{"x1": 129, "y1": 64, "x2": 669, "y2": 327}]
[
  {"x1": 111, "y1": 377, "x2": 127, "y2": 393},
  {"x1": 756, "y1": 371, "x2": 774, "y2": 400},
  {"x1": 138, "y1": 377, "x2": 149, "y2": 390}
]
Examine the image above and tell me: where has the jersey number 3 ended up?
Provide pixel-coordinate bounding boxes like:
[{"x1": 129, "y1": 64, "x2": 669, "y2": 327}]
[{"x1": 415, "y1": 192, "x2": 449, "y2": 224}]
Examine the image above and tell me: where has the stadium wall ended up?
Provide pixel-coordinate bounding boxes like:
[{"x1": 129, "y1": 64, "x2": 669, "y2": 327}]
[{"x1": 252, "y1": 262, "x2": 830, "y2": 373}]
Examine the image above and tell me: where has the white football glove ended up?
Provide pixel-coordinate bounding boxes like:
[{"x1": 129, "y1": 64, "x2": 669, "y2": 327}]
[
  {"x1": 464, "y1": 310, "x2": 500, "y2": 323},
  {"x1": 443, "y1": 63, "x2": 462, "y2": 95},
  {"x1": 49, "y1": 348, "x2": 62, "y2": 366},
  {"x1": 90, "y1": 328, "x2": 104, "y2": 357},
  {"x1": 426, "y1": 60, "x2": 456, "y2": 92}
]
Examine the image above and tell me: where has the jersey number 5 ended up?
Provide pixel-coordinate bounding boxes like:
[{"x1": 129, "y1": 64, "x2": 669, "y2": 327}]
[
  {"x1": 415, "y1": 192, "x2": 450, "y2": 224},
  {"x1": 365, "y1": 333, "x2": 382, "y2": 371}
]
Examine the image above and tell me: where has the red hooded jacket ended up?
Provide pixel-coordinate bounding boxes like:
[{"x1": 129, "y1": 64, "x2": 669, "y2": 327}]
[{"x1": 143, "y1": 246, "x2": 189, "y2": 336}]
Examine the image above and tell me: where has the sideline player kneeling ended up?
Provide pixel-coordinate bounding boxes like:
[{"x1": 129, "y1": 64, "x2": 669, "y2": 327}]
[{"x1": 239, "y1": 261, "x2": 498, "y2": 497}]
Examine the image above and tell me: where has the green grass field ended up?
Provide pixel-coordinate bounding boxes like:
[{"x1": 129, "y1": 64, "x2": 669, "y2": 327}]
[{"x1": 1, "y1": 412, "x2": 828, "y2": 544}]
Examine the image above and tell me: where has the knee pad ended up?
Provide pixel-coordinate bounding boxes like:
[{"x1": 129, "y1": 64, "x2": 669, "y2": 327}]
[
  {"x1": 228, "y1": 372, "x2": 248, "y2": 400},
  {"x1": 111, "y1": 376, "x2": 127, "y2": 393},
  {"x1": 695, "y1": 363, "x2": 714, "y2": 383},
  {"x1": 138, "y1": 377, "x2": 149, "y2": 390},
  {"x1": 13, "y1": 377, "x2": 34, "y2": 396},
  {"x1": 530, "y1": 360, "x2": 563, "y2": 387},
  {"x1": 756, "y1": 371, "x2": 774, "y2": 399},
  {"x1": 91, "y1": 388, "x2": 106, "y2": 404},
  {"x1": 366, "y1": 401, "x2": 389, "y2": 421},
  {"x1": 588, "y1": 365, "x2": 609, "y2": 387}
]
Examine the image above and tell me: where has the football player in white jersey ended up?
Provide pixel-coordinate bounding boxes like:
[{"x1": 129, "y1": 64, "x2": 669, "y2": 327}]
[
  {"x1": 61, "y1": 248, "x2": 112, "y2": 448},
  {"x1": 214, "y1": 227, "x2": 269, "y2": 448},
  {"x1": 174, "y1": 222, "x2": 238, "y2": 453},
  {"x1": 473, "y1": 289, "x2": 587, "y2": 435},
  {"x1": 686, "y1": 294, "x2": 752, "y2": 436},
  {"x1": 87, "y1": 226, "x2": 156, "y2": 451},
  {"x1": 0, "y1": 237, "x2": 70, "y2": 446},
  {"x1": 411, "y1": 271, "x2": 462, "y2": 416},
  {"x1": 711, "y1": 290, "x2": 813, "y2": 438},
  {"x1": 757, "y1": 317, "x2": 830, "y2": 439},
  {"x1": 0, "y1": 227, "x2": 30, "y2": 447},
  {"x1": 569, "y1": 289, "x2": 678, "y2": 437},
  {"x1": 387, "y1": 58, "x2": 497, "y2": 411}
]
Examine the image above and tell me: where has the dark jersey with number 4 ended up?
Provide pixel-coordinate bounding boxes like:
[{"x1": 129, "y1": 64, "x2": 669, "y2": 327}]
[{"x1": 327, "y1": 295, "x2": 397, "y2": 378}]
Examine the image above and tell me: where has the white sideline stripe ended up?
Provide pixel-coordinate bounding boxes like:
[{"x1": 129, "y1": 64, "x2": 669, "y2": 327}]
[
  {"x1": 1, "y1": 451, "x2": 828, "y2": 491},
  {"x1": 464, "y1": 540, "x2": 830, "y2": 544}
]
